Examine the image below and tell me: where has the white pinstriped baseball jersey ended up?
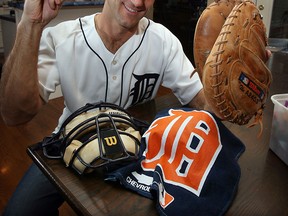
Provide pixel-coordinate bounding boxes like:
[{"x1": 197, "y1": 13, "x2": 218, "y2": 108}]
[{"x1": 38, "y1": 14, "x2": 203, "y2": 131}]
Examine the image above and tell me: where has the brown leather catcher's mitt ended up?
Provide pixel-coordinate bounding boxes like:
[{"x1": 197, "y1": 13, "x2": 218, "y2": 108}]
[
  {"x1": 194, "y1": 0, "x2": 243, "y2": 79},
  {"x1": 194, "y1": 0, "x2": 272, "y2": 133}
]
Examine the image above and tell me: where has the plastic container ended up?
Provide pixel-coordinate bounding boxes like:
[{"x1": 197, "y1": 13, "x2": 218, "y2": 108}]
[{"x1": 269, "y1": 94, "x2": 288, "y2": 165}]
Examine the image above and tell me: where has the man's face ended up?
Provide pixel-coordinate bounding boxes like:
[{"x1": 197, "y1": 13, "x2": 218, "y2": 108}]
[{"x1": 106, "y1": 0, "x2": 155, "y2": 29}]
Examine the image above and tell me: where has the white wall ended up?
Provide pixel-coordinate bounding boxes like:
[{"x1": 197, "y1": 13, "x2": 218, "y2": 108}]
[{"x1": 254, "y1": 0, "x2": 274, "y2": 36}]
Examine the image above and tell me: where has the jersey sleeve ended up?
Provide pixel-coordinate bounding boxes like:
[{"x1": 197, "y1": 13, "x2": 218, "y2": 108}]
[
  {"x1": 37, "y1": 27, "x2": 61, "y2": 102},
  {"x1": 160, "y1": 28, "x2": 203, "y2": 105}
]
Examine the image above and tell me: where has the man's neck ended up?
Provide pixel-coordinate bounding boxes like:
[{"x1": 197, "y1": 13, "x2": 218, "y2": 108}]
[{"x1": 94, "y1": 14, "x2": 137, "y2": 54}]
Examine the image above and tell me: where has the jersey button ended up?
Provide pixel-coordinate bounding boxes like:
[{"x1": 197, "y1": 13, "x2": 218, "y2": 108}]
[
  {"x1": 112, "y1": 75, "x2": 117, "y2": 80},
  {"x1": 112, "y1": 60, "x2": 117, "y2": 65}
]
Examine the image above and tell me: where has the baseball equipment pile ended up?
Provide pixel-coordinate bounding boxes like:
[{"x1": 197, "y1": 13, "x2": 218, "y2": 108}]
[
  {"x1": 193, "y1": 0, "x2": 272, "y2": 135},
  {"x1": 41, "y1": 102, "x2": 148, "y2": 174}
]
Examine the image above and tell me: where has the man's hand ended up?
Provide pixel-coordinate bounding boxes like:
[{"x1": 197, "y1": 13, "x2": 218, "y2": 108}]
[{"x1": 21, "y1": 0, "x2": 64, "y2": 27}]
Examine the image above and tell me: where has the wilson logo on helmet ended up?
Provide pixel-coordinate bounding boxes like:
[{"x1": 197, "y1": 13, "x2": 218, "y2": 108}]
[
  {"x1": 104, "y1": 136, "x2": 117, "y2": 146},
  {"x1": 100, "y1": 129, "x2": 126, "y2": 160}
]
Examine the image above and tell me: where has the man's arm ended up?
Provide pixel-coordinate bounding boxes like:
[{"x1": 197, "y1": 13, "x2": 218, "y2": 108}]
[
  {"x1": 187, "y1": 89, "x2": 211, "y2": 111},
  {"x1": 0, "y1": 22, "x2": 44, "y2": 126},
  {"x1": 0, "y1": 0, "x2": 63, "y2": 126}
]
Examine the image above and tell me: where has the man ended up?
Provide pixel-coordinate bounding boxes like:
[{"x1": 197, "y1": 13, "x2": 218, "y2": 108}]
[{"x1": 0, "y1": 0, "x2": 206, "y2": 215}]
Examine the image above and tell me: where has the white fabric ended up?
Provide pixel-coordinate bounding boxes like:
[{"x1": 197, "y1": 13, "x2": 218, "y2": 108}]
[{"x1": 38, "y1": 14, "x2": 203, "y2": 132}]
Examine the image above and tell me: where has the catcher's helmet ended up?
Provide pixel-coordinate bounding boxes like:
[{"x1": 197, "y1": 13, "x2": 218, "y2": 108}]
[{"x1": 42, "y1": 102, "x2": 147, "y2": 174}]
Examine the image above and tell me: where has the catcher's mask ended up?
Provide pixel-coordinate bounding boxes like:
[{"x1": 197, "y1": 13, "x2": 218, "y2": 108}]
[{"x1": 42, "y1": 102, "x2": 148, "y2": 174}]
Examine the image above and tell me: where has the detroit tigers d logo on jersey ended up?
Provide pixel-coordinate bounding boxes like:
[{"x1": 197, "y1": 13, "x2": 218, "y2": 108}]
[{"x1": 141, "y1": 109, "x2": 222, "y2": 207}]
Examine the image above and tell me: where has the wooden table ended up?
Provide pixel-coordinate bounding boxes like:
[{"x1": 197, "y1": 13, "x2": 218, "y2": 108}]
[{"x1": 27, "y1": 52, "x2": 288, "y2": 216}]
